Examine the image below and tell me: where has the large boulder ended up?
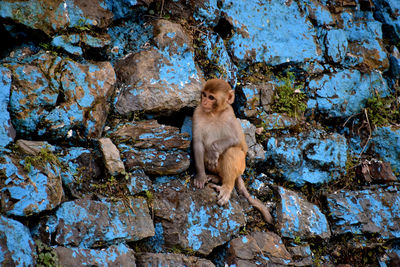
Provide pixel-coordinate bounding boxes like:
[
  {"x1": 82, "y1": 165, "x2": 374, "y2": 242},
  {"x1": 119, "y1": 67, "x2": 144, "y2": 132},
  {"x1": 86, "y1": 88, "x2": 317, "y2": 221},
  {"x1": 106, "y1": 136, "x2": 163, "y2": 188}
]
[
  {"x1": 0, "y1": 149, "x2": 64, "y2": 217},
  {"x1": 0, "y1": 216, "x2": 36, "y2": 266},
  {"x1": 6, "y1": 50, "x2": 116, "y2": 140},
  {"x1": 266, "y1": 129, "x2": 348, "y2": 186},
  {"x1": 307, "y1": 69, "x2": 390, "y2": 118},
  {"x1": 108, "y1": 120, "x2": 191, "y2": 176},
  {"x1": 152, "y1": 178, "x2": 246, "y2": 255},
  {"x1": 327, "y1": 185, "x2": 400, "y2": 239},
  {"x1": 0, "y1": 66, "x2": 15, "y2": 147},
  {"x1": 220, "y1": 0, "x2": 321, "y2": 67},
  {"x1": 45, "y1": 198, "x2": 154, "y2": 248},
  {"x1": 275, "y1": 187, "x2": 331, "y2": 240},
  {"x1": 55, "y1": 243, "x2": 136, "y2": 267},
  {"x1": 115, "y1": 19, "x2": 204, "y2": 115},
  {"x1": 0, "y1": 0, "x2": 113, "y2": 36}
]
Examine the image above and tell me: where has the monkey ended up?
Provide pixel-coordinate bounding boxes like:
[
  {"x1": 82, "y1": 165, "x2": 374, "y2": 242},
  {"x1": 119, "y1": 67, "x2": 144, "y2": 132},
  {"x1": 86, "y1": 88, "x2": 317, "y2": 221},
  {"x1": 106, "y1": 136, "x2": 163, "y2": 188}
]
[{"x1": 192, "y1": 78, "x2": 273, "y2": 224}]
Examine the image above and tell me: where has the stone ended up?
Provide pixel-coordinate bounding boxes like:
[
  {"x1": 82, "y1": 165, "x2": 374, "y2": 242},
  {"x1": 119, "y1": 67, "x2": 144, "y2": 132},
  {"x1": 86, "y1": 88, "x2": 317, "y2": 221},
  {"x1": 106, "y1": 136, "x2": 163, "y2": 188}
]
[
  {"x1": 0, "y1": 216, "x2": 36, "y2": 266},
  {"x1": 275, "y1": 186, "x2": 331, "y2": 240},
  {"x1": 221, "y1": 0, "x2": 321, "y2": 66},
  {"x1": 327, "y1": 186, "x2": 400, "y2": 239},
  {"x1": 152, "y1": 178, "x2": 246, "y2": 255},
  {"x1": 109, "y1": 120, "x2": 191, "y2": 176},
  {"x1": 99, "y1": 137, "x2": 125, "y2": 176},
  {"x1": 45, "y1": 198, "x2": 155, "y2": 247},
  {"x1": 55, "y1": 243, "x2": 136, "y2": 267},
  {"x1": 0, "y1": 0, "x2": 113, "y2": 36},
  {"x1": 239, "y1": 119, "x2": 265, "y2": 162},
  {"x1": 307, "y1": 69, "x2": 389, "y2": 118},
  {"x1": 6, "y1": 50, "x2": 116, "y2": 141},
  {"x1": 0, "y1": 153, "x2": 64, "y2": 217},
  {"x1": 266, "y1": 129, "x2": 348, "y2": 186},
  {"x1": 0, "y1": 67, "x2": 15, "y2": 147},
  {"x1": 227, "y1": 232, "x2": 292, "y2": 266},
  {"x1": 371, "y1": 126, "x2": 400, "y2": 175},
  {"x1": 114, "y1": 19, "x2": 204, "y2": 115},
  {"x1": 356, "y1": 159, "x2": 397, "y2": 183},
  {"x1": 136, "y1": 253, "x2": 215, "y2": 267}
]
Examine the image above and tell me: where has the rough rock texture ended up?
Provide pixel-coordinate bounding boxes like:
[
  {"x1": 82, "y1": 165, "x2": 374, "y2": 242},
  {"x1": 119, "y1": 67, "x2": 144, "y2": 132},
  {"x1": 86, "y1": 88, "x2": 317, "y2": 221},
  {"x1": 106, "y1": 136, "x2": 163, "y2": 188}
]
[
  {"x1": 136, "y1": 253, "x2": 215, "y2": 267},
  {"x1": 371, "y1": 126, "x2": 400, "y2": 174},
  {"x1": 0, "y1": 66, "x2": 15, "y2": 147},
  {"x1": 115, "y1": 19, "x2": 204, "y2": 114},
  {"x1": 327, "y1": 186, "x2": 400, "y2": 239},
  {"x1": 109, "y1": 120, "x2": 191, "y2": 175},
  {"x1": 55, "y1": 243, "x2": 136, "y2": 267},
  {"x1": 99, "y1": 137, "x2": 125, "y2": 176},
  {"x1": 152, "y1": 178, "x2": 246, "y2": 255},
  {"x1": 227, "y1": 232, "x2": 292, "y2": 266},
  {"x1": 6, "y1": 50, "x2": 116, "y2": 140},
  {"x1": 266, "y1": 129, "x2": 348, "y2": 186},
  {"x1": 45, "y1": 198, "x2": 154, "y2": 248},
  {"x1": 0, "y1": 153, "x2": 64, "y2": 217},
  {"x1": 0, "y1": 216, "x2": 36, "y2": 266},
  {"x1": 239, "y1": 119, "x2": 265, "y2": 162},
  {"x1": 276, "y1": 186, "x2": 331, "y2": 240}
]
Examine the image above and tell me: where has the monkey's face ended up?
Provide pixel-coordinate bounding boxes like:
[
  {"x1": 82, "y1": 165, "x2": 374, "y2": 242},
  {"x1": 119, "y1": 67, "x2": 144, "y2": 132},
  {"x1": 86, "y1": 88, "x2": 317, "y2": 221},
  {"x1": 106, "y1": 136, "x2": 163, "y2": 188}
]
[{"x1": 201, "y1": 90, "x2": 217, "y2": 113}]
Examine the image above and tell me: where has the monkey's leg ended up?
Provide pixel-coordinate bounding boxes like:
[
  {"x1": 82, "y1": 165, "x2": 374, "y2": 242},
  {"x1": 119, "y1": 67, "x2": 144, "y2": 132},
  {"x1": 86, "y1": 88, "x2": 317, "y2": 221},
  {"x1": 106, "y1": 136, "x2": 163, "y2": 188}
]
[
  {"x1": 236, "y1": 177, "x2": 273, "y2": 225},
  {"x1": 211, "y1": 147, "x2": 245, "y2": 206}
]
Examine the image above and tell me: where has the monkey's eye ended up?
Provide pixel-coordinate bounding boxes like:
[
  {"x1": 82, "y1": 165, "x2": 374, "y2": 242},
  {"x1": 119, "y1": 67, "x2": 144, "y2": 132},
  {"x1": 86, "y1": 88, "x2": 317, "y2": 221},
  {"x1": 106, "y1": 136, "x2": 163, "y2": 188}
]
[
  {"x1": 208, "y1": 95, "x2": 215, "y2": 100},
  {"x1": 201, "y1": 92, "x2": 207, "y2": 98}
]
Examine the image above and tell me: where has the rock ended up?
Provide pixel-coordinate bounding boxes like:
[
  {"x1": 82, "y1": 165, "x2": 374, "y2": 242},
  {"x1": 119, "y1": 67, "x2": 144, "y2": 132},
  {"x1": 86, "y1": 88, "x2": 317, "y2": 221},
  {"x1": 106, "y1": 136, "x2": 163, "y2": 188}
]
[
  {"x1": 16, "y1": 139, "x2": 49, "y2": 156},
  {"x1": 45, "y1": 198, "x2": 154, "y2": 247},
  {"x1": 239, "y1": 119, "x2": 265, "y2": 163},
  {"x1": 136, "y1": 253, "x2": 215, "y2": 267},
  {"x1": 227, "y1": 232, "x2": 292, "y2": 266},
  {"x1": 323, "y1": 29, "x2": 348, "y2": 63},
  {"x1": 55, "y1": 243, "x2": 136, "y2": 267},
  {"x1": 0, "y1": 152, "x2": 64, "y2": 217},
  {"x1": 99, "y1": 137, "x2": 125, "y2": 176},
  {"x1": 6, "y1": 50, "x2": 116, "y2": 140},
  {"x1": 152, "y1": 178, "x2": 246, "y2": 255},
  {"x1": 59, "y1": 147, "x2": 104, "y2": 198},
  {"x1": 115, "y1": 19, "x2": 204, "y2": 115},
  {"x1": 193, "y1": 0, "x2": 221, "y2": 27},
  {"x1": 356, "y1": 159, "x2": 397, "y2": 183},
  {"x1": 266, "y1": 129, "x2": 348, "y2": 186},
  {"x1": 261, "y1": 113, "x2": 298, "y2": 130},
  {"x1": 0, "y1": 0, "x2": 113, "y2": 36},
  {"x1": 196, "y1": 31, "x2": 238, "y2": 86},
  {"x1": 126, "y1": 169, "x2": 153, "y2": 195},
  {"x1": 0, "y1": 67, "x2": 15, "y2": 147},
  {"x1": 275, "y1": 186, "x2": 331, "y2": 240},
  {"x1": 51, "y1": 33, "x2": 111, "y2": 56},
  {"x1": 0, "y1": 216, "x2": 36, "y2": 266},
  {"x1": 107, "y1": 14, "x2": 153, "y2": 61},
  {"x1": 301, "y1": 0, "x2": 334, "y2": 26},
  {"x1": 307, "y1": 69, "x2": 390, "y2": 118},
  {"x1": 373, "y1": 0, "x2": 400, "y2": 48},
  {"x1": 327, "y1": 185, "x2": 400, "y2": 239},
  {"x1": 109, "y1": 120, "x2": 191, "y2": 175},
  {"x1": 181, "y1": 116, "x2": 193, "y2": 139},
  {"x1": 221, "y1": 0, "x2": 321, "y2": 66},
  {"x1": 287, "y1": 244, "x2": 313, "y2": 266},
  {"x1": 371, "y1": 126, "x2": 400, "y2": 175},
  {"x1": 341, "y1": 11, "x2": 389, "y2": 71}
]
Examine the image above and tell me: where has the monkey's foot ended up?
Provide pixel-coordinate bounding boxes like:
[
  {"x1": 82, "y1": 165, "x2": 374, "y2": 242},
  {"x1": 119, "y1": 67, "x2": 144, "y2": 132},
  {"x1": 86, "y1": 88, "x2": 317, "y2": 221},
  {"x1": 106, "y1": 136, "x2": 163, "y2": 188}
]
[
  {"x1": 206, "y1": 174, "x2": 220, "y2": 184},
  {"x1": 209, "y1": 184, "x2": 232, "y2": 206}
]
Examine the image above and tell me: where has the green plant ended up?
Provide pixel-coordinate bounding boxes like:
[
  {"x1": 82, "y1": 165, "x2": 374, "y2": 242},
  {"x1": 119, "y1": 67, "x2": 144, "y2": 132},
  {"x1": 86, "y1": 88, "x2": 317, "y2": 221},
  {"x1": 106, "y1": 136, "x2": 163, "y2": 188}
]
[
  {"x1": 23, "y1": 146, "x2": 62, "y2": 175},
  {"x1": 365, "y1": 92, "x2": 400, "y2": 127},
  {"x1": 35, "y1": 240, "x2": 61, "y2": 267},
  {"x1": 271, "y1": 72, "x2": 307, "y2": 118}
]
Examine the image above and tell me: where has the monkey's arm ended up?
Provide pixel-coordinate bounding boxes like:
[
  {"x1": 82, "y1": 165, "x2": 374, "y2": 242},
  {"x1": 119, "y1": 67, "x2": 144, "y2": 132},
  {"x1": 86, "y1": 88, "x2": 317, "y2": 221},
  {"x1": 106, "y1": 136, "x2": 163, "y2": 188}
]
[{"x1": 193, "y1": 133, "x2": 208, "y2": 188}]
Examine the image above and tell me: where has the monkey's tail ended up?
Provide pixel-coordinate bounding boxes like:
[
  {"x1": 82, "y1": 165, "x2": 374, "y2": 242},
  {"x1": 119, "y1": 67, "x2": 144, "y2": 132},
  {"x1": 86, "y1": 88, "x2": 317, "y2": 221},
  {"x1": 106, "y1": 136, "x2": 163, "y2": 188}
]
[{"x1": 236, "y1": 177, "x2": 273, "y2": 225}]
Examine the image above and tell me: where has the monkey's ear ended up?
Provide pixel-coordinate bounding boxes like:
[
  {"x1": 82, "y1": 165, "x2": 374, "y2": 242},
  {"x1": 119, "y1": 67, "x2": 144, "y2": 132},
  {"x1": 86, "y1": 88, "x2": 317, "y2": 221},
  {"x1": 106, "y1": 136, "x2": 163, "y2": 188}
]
[{"x1": 227, "y1": 90, "x2": 235, "y2": 105}]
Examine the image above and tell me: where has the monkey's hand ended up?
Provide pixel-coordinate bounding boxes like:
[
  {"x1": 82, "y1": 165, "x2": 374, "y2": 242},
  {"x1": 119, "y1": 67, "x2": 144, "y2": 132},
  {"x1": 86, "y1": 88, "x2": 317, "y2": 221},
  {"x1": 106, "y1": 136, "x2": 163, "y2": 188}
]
[
  {"x1": 209, "y1": 184, "x2": 232, "y2": 206},
  {"x1": 205, "y1": 147, "x2": 219, "y2": 171},
  {"x1": 194, "y1": 173, "x2": 208, "y2": 189}
]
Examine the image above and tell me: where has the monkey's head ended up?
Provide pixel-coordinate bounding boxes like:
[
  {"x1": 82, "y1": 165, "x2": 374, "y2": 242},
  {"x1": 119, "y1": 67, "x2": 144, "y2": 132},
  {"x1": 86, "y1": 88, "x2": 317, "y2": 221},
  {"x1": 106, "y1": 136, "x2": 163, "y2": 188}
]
[{"x1": 201, "y1": 79, "x2": 234, "y2": 114}]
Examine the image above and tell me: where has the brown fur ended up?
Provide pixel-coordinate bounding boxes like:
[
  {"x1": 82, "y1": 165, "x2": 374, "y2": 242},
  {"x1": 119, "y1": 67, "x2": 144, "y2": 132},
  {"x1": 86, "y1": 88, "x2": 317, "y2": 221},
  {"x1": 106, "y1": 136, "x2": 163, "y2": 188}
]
[{"x1": 192, "y1": 79, "x2": 273, "y2": 224}]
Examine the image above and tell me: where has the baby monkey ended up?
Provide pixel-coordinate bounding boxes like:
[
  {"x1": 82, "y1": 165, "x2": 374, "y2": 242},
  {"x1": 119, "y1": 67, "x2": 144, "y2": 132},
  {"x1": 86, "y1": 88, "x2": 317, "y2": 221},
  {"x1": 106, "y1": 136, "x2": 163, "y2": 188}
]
[{"x1": 192, "y1": 79, "x2": 273, "y2": 224}]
